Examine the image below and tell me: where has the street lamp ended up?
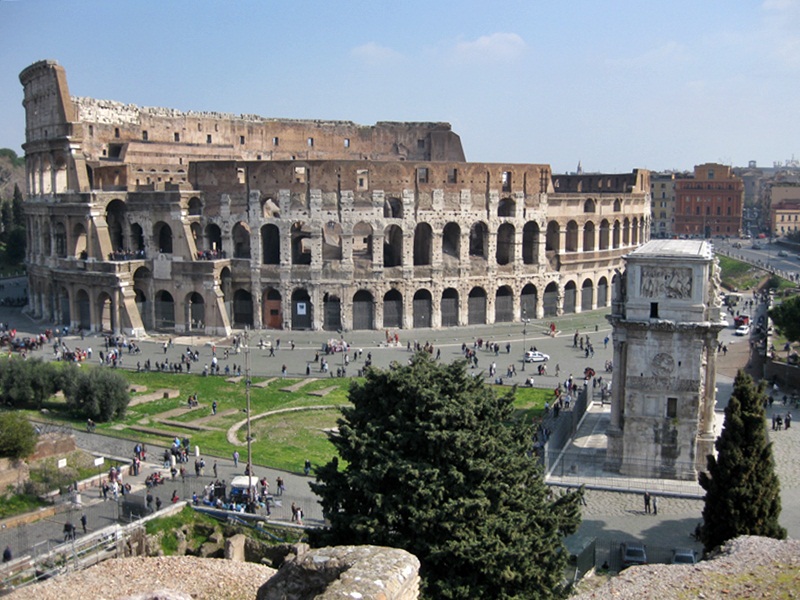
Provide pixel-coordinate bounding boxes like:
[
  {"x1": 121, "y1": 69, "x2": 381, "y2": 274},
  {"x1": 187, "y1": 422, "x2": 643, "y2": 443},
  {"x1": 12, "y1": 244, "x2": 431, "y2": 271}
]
[
  {"x1": 244, "y1": 327, "x2": 253, "y2": 480},
  {"x1": 521, "y1": 310, "x2": 529, "y2": 372}
]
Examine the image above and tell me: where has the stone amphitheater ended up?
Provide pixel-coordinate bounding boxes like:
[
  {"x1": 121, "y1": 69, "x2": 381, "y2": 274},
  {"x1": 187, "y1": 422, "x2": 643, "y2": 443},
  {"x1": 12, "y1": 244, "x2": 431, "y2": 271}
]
[{"x1": 19, "y1": 59, "x2": 649, "y2": 337}]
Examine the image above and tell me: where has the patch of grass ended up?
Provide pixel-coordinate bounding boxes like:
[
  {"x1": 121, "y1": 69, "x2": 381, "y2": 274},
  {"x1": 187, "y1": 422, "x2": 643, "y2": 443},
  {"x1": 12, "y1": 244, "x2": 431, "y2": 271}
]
[
  {"x1": 717, "y1": 254, "x2": 764, "y2": 291},
  {"x1": 0, "y1": 491, "x2": 48, "y2": 519}
]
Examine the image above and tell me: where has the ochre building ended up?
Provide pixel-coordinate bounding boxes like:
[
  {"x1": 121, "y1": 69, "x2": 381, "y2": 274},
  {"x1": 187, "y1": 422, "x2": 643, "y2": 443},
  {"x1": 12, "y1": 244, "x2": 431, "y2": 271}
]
[
  {"x1": 674, "y1": 163, "x2": 744, "y2": 238},
  {"x1": 20, "y1": 59, "x2": 651, "y2": 336}
]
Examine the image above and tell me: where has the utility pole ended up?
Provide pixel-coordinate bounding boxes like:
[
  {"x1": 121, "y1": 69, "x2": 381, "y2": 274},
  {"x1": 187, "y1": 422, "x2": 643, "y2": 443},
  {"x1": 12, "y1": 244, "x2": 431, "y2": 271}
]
[{"x1": 244, "y1": 327, "x2": 253, "y2": 480}]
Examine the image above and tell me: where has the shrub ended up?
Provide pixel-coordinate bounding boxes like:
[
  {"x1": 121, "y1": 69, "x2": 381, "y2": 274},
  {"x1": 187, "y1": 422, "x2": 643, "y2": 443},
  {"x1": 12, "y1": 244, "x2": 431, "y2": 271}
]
[
  {"x1": 0, "y1": 412, "x2": 37, "y2": 458},
  {"x1": 65, "y1": 367, "x2": 130, "y2": 422}
]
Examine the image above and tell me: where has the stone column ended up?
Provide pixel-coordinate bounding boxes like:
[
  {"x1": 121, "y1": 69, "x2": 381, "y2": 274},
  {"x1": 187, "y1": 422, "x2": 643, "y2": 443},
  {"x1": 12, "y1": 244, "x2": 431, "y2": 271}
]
[{"x1": 701, "y1": 338, "x2": 717, "y2": 436}]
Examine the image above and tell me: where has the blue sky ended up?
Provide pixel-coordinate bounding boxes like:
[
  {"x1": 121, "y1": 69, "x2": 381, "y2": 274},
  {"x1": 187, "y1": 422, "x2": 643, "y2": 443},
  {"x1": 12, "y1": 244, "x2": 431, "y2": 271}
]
[{"x1": 1, "y1": 0, "x2": 798, "y2": 174}]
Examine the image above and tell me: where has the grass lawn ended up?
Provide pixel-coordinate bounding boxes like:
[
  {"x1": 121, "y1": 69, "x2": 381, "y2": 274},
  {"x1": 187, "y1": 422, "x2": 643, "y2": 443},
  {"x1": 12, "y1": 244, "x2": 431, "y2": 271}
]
[
  {"x1": 27, "y1": 368, "x2": 550, "y2": 474},
  {"x1": 717, "y1": 255, "x2": 764, "y2": 291}
]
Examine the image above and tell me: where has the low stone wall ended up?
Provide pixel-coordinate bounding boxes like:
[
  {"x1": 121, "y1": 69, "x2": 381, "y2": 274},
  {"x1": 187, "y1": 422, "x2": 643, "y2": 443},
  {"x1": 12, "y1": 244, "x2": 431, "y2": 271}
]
[
  {"x1": 0, "y1": 457, "x2": 29, "y2": 491},
  {"x1": 29, "y1": 432, "x2": 77, "y2": 461}
]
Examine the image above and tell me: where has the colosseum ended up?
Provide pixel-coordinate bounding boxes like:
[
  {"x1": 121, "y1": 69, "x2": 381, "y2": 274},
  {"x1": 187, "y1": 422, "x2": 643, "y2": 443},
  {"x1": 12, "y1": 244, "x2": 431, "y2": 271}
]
[{"x1": 19, "y1": 59, "x2": 650, "y2": 336}]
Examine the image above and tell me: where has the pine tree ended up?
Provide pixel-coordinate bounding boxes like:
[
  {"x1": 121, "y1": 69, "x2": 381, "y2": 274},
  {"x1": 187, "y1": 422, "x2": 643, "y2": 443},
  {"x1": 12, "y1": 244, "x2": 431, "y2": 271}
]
[
  {"x1": 310, "y1": 353, "x2": 583, "y2": 600},
  {"x1": 12, "y1": 184, "x2": 24, "y2": 228},
  {"x1": 698, "y1": 369, "x2": 786, "y2": 553}
]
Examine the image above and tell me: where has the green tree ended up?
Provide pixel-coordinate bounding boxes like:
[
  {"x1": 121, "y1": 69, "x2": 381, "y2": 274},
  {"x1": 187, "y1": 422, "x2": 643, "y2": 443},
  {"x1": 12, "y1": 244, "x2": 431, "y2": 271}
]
[
  {"x1": 0, "y1": 200, "x2": 12, "y2": 241},
  {"x1": 5, "y1": 227, "x2": 26, "y2": 264},
  {"x1": 0, "y1": 412, "x2": 37, "y2": 459},
  {"x1": 0, "y1": 358, "x2": 58, "y2": 409},
  {"x1": 698, "y1": 370, "x2": 786, "y2": 553},
  {"x1": 12, "y1": 184, "x2": 24, "y2": 228},
  {"x1": 769, "y1": 295, "x2": 800, "y2": 343},
  {"x1": 310, "y1": 353, "x2": 582, "y2": 600},
  {"x1": 65, "y1": 367, "x2": 130, "y2": 422}
]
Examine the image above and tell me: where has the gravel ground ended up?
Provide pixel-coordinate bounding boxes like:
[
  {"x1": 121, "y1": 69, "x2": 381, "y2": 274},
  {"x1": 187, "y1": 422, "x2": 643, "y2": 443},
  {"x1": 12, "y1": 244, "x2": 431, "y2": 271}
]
[
  {"x1": 572, "y1": 536, "x2": 800, "y2": 599},
  {"x1": 4, "y1": 556, "x2": 276, "y2": 600}
]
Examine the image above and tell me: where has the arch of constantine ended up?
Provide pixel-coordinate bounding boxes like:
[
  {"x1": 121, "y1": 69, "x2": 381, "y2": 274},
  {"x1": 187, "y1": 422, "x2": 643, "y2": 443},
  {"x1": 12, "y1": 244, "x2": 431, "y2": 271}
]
[{"x1": 20, "y1": 60, "x2": 651, "y2": 336}]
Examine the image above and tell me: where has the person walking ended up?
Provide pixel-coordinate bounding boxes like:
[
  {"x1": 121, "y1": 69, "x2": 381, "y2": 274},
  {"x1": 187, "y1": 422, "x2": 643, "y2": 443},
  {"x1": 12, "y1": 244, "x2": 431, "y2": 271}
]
[
  {"x1": 213, "y1": 461, "x2": 218, "y2": 479},
  {"x1": 80, "y1": 513, "x2": 87, "y2": 534},
  {"x1": 652, "y1": 496, "x2": 658, "y2": 516},
  {"x1": 276, "y1": 476, "x2": 285, "y2": 496},
  {"x1": 233, "y1": 450, "x2": 239, "y2": 467},
  {"x1": 212, "y1": 400, "x2": 217, "y2": 415},
  {"x1": 304, "y1": 459, "x2": 311, "y2": 476},
  {"x1": 644, "y1": 491, "x2": 651, "y2": 514},
  {"x1": 2, "y1": 546, "x2": 11, "y2": 563}
]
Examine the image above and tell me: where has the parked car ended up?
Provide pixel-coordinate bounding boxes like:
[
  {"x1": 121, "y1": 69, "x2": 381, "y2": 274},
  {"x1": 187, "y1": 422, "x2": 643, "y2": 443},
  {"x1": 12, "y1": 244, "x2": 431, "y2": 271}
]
[
  {"x1": 671, "y1": 548, "x2": 698, "y2": 565},
  {"x1": 752, "y1": 243, "x2": 762, "y2": 250},
  {"x1": 735, "y1": 324, "x2": 751, "y2": 336},
  {"x1": 620, "y1": 541, "x2": 647, "y2": 568},
  {"x1": 778, "y1": 250, "x2": 789, "y2": 257},
  {"x1": 524, "y1": 350, "x2": 550, "y2": 363}
]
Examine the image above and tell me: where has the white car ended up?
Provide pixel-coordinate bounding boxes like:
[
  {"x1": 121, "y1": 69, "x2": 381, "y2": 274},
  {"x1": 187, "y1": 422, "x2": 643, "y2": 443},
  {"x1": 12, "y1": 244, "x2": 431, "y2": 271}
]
[
  {"x1": 524, "y1": 350, "x2": 550, "y2": 363},
  {"x1": 735, "y1": 325, "x2": 750, "y2": 336}
]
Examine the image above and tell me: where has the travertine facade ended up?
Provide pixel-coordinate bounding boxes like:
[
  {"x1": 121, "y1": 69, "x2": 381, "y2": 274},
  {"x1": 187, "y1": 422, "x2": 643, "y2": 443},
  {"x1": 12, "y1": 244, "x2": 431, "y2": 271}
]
[
  {"x1": 20, "y1": 59, "x2": 651, "y2": 335},
  {"x1": 606, "y1": 240, "x2": 724, "y2": 479}
]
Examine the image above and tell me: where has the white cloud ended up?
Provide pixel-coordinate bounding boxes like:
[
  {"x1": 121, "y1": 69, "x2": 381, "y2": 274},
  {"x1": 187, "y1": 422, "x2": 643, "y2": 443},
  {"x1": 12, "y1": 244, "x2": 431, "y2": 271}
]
[
  {"x1": 350, "y1": 42, "x2": 404, "y2": 67},
  {"x1": 449, "y1": 32, "x2": 527, "y2": 64}
]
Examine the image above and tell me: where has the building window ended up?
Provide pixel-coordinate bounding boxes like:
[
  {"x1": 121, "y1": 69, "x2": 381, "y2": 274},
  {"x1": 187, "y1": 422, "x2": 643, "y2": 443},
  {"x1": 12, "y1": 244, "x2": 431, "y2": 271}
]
[
  {"x1": 174, "y1": 132, "x2": 180, "y2": 142},
  {"x1": 272, "y1": 137, "x2": 279, "y2": 146},
  {"x1": 88, "y1": 125, "x2": 93, "y2": 137},
  {"x1": 240, "y1": 135, "x2": 246, "y2": 145},
  {"x1": 207, "y1": 134, "x2": 212, "y2": 144},
  {"x1": 344, "y1": 138, "x2": 350, "y2": 148},
  {"x1": 307, "y1": 137, "x2": 314, "y2": 147},
  {"x1": 666, "y1": 397, "x2": 678, "y2": 419},
  {"x1": 417, "y1": 139, "x2": 425, "y2": 149},
  {"x1": 502, "y1": 171, "x2": 512, "y2": 192},
  {"x1": 114, "y1": 127, "x2": 120, "y2": 138},
  {"x1": 650, "y1": 302, "x2": 659, "y2": 319},
  {"x1": 447, "y1": 168, "x2": 458, "y2": 184},
  {"x1": 357, "y1": 169, "x2": 368, "y2": 191},
  {"x1": 417, "y1": 167, "x2": 429, "y2": 184},
  {"x1": 142, "y1": 130, "x2": 148, "y2": 141}
]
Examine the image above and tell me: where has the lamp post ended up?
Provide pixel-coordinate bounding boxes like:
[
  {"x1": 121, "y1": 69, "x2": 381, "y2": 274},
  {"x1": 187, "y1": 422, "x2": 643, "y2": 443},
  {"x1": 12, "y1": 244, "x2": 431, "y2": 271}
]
[
  {"x1": 521, "y1": 310, "x2": 529, "y2": 372},
  {"x1": 244, "y1": 327, "x2": 253, "y2": 480}
]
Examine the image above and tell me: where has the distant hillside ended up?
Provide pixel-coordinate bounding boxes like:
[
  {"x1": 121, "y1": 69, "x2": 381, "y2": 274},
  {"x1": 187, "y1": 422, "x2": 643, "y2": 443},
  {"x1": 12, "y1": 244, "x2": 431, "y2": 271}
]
[{"x1": 0, "y1": 149, "x2": 25, "y2": 201}]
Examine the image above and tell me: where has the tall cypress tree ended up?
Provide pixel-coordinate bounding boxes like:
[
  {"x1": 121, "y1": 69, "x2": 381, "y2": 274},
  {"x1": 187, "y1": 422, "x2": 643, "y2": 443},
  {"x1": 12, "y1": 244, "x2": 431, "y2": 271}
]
[
  {"x1": 698, "y1": 369, "x2": 786, "y2": 553},
  {"x1": 310, "y1": 353, "x2": 583, "y2": 600},
  {"x1": 12, "y1": 184, "x2": 24, "y2": 228}
]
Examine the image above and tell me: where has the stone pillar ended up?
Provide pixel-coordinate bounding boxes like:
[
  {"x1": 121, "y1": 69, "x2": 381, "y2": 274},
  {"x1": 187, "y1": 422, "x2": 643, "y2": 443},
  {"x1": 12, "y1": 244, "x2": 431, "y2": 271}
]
[{"x1": 535, "y1": 291, "x2": 544, "y2": 320}]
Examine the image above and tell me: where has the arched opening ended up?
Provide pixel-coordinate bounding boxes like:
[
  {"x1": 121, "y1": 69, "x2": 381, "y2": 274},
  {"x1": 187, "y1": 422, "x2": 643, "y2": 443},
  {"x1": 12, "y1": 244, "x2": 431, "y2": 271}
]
[
  {"x1": 155, "y1": 222, "x2": 173, "y2": 254},
  {"x1": 495, "y1": 286, "x2": 514, "y2": 323},
  {"x1": 413, "y1": 223, "x2": 433, "y2": 266},
  {"x1": 441, "y1": 288, "x2": 459, "y2": 327},
  {"x1": 220, "y1": 267, "x2": 232, "y2": 320},
  {"x1": 186, "y1": 292, "x2": 205, "y2": 330},
  {"x1": 291, "y1": 288, "x2": 312, "y2": 330},
  {"x1": 613, "y1": 220, "x2": 621, "y2": 248},
  {"x1": 383, "y1": 289, "x2": 403, "y2": 328},
  {"x1": 322, "y1": 221, "x2": 343, "y2": 261},
  {"x1": 412, "y1": 289, "x2": 432, "y2": 328},
  {"x1": 563, "y1": 281, "x2": 577, "y2": 314},
  {"x1": 545, "y1": 221, "x2": 560, "y2": 253},
  {"x1": 623, "y1": 217, "x2": 631, "y2": 246},
  {"x1": 154, "y1": 290, "x2": 175, "y2": 330},
  {"x1": 291, "y1": 222, "x2": 312, "y2": 265},
  {"x1": 76, "y1": 289, "x2": 91, "y2": 330},
  {"x1": 353, "y1": 290, "x2": 375, "y2": 330},
  {"x1": 384, "y1": 225, "x2": 403, "y2": 267},
  {"x1": 565, "y1": 220, "x2": 579, "y2": 252},
  {"x1": 543, "y1": 282, "x2": 559, "y2": 317},
  {"x1": 323, "y1": 293, "x2": 342, "y2": 331},
  {"x1": 597, "y1": 276, "x2": 609, "y2": 308},
  {"x1": 188, "y1": 197, "x2": 202, "y2": 216},
  {"x1": 233, "y1": 289, "x2": 254, "y2": 328},
  {"x1": 106, "y1": 199, "x2": 127, "y2": 252},
  {"x1": 261, "y1": 224, "x2": 280, "y2": 264},
  {"x1": 632, "y1": 217, "x2": 639, "y2": 245},
  {"x1": 581, "y1": 279, "x2": 593, "y2": 312},
  {"x1": 521, "y1": 283, "x2": 537, "y2": 320},
  {"x1": 205, "y1": 223, "x2": 223, "y2": 256},
  {"x1": 232, "y1": 222, "x2": 251, "y2": 259},
  {"x1": 583, "y1": 199, "x2": 596, "y2": 213},
  {"x1": 353, "y1": 222, "x2": 373, "y2": 270},
  {"x1": 73, "y1": 223, "x2": 88, "y2": 259},
  {"x1": 263, "y1": 287, "x2": 283, "y2": 329},
  {"x1": 613, "y1": 198, "x2": 621, "y2": 211},
  {"x1": 442, "y1": 222, "x2": 461, "y2": 263},
  {"x1": 97, "y1": 292, "x2": 113, "y2": 332},
  {"x1": 190, "y1": 222, "x2": 202, "y2": 254},
  {"x1": 469, "y1": 222, "x2": 488, "y2": 258},
  {"x1": 522, "y1": 222, "x2": 540, "y2": 264},
  {"x1": 599, "y1": 219, "x2": 610, "y2": 250},
  {"x1": 468, "y1": 287, "x2": 487, "y2": 325},
  {"x1": 384, "y1": 197, "x2": 403, "y2": 219},
  {"x1": 583, "y1": 221, "x2": 596, "y2": 252},
  {"x1": 131, "y1": 223, "x2": 145, "y2": 254},
  {"x1": 498, "y1": 197, "x2": 515, "y2": 217},
  {"x1": 58, "y1": 287, "x2": 70, "y2": 325},
  {"x1": 496, "y1": 223, "x2": 515, "y2": 265},
  {"x1": 54, "y1": 222, "x2": 67, "y2": 258}
]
